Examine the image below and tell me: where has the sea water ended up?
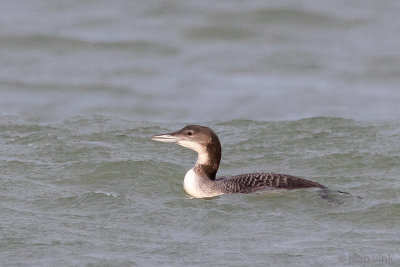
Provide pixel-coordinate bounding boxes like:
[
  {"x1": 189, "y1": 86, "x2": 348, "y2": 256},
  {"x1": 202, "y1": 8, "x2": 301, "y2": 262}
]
[{"x1": 0, "y1": 1, "x2": 399, "y2": 266}]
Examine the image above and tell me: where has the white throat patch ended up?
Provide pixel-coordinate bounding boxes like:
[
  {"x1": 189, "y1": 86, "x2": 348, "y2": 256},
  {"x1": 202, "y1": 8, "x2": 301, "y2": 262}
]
[{"x1": 178, "y1": 140, "x2": 210, "y2": 165}]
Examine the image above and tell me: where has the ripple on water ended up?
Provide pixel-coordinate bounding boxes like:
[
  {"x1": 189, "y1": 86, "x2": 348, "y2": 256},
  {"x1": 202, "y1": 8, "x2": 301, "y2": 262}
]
[{"x1": 1, "y1": 115, "x2": 399, "y2": 265}]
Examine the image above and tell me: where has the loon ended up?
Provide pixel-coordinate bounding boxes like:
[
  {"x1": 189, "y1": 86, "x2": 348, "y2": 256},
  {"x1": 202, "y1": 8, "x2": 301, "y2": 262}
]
[{"x1": 151, "y1": 125, "x2": 326, "y2": 199}]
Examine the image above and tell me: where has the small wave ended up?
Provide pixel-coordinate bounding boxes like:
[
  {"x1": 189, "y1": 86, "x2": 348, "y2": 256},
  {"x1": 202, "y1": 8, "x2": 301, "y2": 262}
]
[
  {"x1": 0, "y1": 33, "x2": 179, "y2": 54},
  {"x1": 94, "y1": 190, "x2": 119, "y2": 198}
]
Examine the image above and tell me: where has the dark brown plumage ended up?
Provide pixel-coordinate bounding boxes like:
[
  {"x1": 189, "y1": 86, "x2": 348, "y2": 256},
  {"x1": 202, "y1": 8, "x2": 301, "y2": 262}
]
[{"x1": 216, "y1": 172, "x2": 325, "y2": 194}]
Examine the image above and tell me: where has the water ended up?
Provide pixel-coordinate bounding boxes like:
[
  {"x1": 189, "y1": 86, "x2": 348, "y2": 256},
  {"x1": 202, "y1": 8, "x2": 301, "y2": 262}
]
[
  {"x1": 1, "y1": 0, "x2": 400, "y2": 122},
  {"x1": 1, "y1": 116, "x2": 399, "y2": 266},
  {"x1": 1, "y1": 1, "x2": 399, "y2": 266}
]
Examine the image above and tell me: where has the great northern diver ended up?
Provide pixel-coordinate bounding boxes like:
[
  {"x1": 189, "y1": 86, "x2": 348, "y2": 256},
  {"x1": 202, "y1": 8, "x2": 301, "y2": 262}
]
[{"x1": 151, "y1": 125, "x2": 326, "y2": 198}]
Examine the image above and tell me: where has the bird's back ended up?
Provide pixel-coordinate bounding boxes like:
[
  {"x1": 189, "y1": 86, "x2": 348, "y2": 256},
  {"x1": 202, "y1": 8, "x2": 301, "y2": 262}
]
[{"x1": 216, "y1": 172, "x2": 325, "y2": 194}]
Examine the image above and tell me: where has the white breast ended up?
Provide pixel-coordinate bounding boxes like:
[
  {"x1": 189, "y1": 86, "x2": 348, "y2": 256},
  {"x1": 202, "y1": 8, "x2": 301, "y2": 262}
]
[
  {"x1": 183, "y1": 168, "x2": 222, "y2": 198},
  {"x1": 183, "y1": 169, "x2": 202, "y2": 198}
]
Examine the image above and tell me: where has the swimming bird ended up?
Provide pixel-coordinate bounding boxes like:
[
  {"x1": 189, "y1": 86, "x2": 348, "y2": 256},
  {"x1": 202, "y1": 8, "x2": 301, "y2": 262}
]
[{"x1": 151, "y1": 125, "x2": 326, "y2": 198}]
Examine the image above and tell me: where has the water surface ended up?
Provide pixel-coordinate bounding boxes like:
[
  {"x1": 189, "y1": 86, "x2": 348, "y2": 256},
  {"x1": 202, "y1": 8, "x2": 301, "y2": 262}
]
[
  {"x1": 1, "y1": 116, "x2": 399, "y2": 266},
  {"x1": 0, "y1": 1, "x2": 399, "y2": 266}
]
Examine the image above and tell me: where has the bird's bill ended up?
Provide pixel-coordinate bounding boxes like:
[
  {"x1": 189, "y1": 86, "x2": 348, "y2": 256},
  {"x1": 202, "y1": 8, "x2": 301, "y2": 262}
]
[{"x1": 151, "y1": 133, "x2": 179, "y2": 143}]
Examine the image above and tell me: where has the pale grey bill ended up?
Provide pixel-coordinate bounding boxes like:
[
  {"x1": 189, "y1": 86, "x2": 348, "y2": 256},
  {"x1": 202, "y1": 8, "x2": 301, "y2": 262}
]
[{"x1": 151, "y1": 134, "x2": 179, "y2": 143}]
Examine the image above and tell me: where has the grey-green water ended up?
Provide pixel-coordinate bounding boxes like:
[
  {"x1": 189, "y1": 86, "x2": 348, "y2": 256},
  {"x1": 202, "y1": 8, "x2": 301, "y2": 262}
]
[
  {"x1": 1, "y1": 116, "x2": 399, "y2": 266},
  {"x1": 1, "y1": 0, "x2": 400, "y2": 266}
]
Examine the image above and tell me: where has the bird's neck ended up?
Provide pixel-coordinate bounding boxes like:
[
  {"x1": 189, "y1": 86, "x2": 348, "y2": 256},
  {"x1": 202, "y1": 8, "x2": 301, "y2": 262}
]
[{"x1": 194, "y1": 145, "x2": 221, "y2": 180}]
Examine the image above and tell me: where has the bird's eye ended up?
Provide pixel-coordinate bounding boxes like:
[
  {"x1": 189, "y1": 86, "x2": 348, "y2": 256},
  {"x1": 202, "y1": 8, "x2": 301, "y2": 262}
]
[{"x1": 187, "y1": 131, "x2": 192, "y2": 136}]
